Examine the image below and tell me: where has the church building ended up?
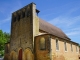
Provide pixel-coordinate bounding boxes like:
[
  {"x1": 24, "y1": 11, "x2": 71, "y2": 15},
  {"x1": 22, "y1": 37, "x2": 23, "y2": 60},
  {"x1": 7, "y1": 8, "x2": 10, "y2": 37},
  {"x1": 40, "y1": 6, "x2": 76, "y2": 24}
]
[{"x1": 4, "y1": 2, "x2": 80, "y2": 60}]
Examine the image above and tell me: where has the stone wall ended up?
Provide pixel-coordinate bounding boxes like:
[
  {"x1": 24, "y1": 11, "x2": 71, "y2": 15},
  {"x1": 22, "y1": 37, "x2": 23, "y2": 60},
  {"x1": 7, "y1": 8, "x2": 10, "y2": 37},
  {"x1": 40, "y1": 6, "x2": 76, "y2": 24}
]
[
  {"x1": 34, "y1": 35, "x2": 51, "y2": 60},
  {"x1": 51, "y1": 36, "x2": 79, "y2": 60},
  {"x1": 39, "y1": 30, "x2": 79, "y2": 60},
  {"x1": 10, "y1": 3, "x2": 35, "y2": 52}
]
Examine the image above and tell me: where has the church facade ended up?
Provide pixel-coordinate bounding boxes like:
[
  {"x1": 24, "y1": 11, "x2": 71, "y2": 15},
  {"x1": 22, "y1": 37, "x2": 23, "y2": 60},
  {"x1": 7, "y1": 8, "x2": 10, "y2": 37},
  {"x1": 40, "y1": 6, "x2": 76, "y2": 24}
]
[{"x1": 4, "y1": 2, "x2": 80, "y2": 60}]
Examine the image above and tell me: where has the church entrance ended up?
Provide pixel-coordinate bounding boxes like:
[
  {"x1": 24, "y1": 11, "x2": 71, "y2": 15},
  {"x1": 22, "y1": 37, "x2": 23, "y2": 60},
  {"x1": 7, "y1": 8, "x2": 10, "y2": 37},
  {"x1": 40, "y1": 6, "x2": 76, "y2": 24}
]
[{"x1": 18, "y1": 49, "x2": 22, "y2": 60}]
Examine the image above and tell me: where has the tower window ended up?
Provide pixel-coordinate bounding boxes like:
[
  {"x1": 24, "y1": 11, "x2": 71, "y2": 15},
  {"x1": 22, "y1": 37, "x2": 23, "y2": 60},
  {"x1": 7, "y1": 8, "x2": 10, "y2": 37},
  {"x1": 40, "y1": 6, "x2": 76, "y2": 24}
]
[
  {"x1": 56, "y1": 39, "x2": 59, "y2": 50},
  {"x1": 17, "y1": 14, "x2": 20, "y2": 21},
  {"x1": 27, "y1": 11, "x2": 30, "y2": 17},
  {"x1": 12, "y1": 15, "x2": 16, "y2": 22},
  {"x1": 22, "y1": 12, "x2": 25, "y2": 18},
  {"x1": 39, "y1": 37, "x2": 46, "y2": 50}
]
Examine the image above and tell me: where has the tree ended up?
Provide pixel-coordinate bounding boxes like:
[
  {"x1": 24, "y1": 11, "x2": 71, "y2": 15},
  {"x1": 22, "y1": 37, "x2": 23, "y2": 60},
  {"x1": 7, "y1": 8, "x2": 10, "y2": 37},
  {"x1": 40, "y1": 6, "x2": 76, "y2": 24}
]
[
  {"x1": 0, "y1": 30, "x2": 5, "y2": 50},
  {"x1": 0, "y1": 30, "x2": 10, "y2": 57},
  {"x1": 4, "y1": 32, "x2": 10, "y2": 42}
]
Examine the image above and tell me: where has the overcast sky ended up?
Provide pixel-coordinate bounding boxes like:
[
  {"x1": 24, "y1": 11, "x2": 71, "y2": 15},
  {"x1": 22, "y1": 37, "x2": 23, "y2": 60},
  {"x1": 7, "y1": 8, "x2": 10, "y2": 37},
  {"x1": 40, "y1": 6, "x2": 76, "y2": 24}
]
[{"x1": 0, "y1": 0, "x2": 80, "y2": 44}]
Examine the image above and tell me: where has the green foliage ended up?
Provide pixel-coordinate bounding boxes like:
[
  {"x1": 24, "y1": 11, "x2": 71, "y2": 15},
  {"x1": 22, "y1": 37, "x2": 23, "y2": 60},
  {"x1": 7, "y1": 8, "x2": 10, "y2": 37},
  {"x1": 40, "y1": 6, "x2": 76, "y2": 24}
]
[
  {"x1": 0, "y1": 30, "x2": 10, "y2": 57},
  {"x1": 0, "y1": 50, "x2": 4, "y2": 56}
]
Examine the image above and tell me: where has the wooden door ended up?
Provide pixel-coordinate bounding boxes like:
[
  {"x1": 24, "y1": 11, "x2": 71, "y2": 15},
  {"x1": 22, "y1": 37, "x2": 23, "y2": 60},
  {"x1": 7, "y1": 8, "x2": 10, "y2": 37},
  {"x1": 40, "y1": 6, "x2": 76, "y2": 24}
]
[{"x1": 18, "y1": 49, "x2": 22, "y2": 60}]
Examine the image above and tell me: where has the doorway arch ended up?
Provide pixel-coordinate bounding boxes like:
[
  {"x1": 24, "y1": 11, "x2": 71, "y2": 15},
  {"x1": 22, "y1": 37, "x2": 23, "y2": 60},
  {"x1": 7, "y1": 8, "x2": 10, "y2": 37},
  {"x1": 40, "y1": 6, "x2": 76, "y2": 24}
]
[
  {"x1": 18, "y1": 49, "x2": 22, "y2": 60},
  {"x1": 23, "y1": 48, "x2": 34, "y2": 60},
  {"x1": 10, "y1": 51, "x2": 17, "y2": 60}
]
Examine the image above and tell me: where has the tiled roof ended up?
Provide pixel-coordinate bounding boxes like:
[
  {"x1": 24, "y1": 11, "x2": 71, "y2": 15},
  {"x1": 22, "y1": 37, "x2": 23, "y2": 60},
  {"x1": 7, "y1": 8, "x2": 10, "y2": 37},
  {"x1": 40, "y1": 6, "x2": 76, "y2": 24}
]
[{"x1": 39, "y1": 18, "x2": 70, "y2": 40}]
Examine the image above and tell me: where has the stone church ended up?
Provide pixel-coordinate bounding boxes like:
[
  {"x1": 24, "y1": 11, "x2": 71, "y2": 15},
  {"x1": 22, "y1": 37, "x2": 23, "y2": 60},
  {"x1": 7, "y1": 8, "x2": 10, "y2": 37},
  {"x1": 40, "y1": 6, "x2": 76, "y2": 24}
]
[{"x1": 4, "y1": 2, "x2": 80, "y2": 60}]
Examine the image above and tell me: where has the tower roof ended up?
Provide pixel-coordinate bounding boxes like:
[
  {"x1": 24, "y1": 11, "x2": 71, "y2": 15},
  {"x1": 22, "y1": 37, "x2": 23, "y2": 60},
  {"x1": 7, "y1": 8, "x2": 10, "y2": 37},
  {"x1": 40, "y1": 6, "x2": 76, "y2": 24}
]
[{"x1": 39, "y1": 18, "x2": 70, "y2": 40}]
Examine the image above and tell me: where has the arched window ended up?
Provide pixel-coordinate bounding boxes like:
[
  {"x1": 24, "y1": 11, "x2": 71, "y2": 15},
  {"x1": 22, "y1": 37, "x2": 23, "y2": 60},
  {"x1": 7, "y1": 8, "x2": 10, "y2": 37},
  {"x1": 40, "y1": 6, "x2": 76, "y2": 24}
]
[{"x1": 39, "y1": 37, "x2": 46, "y2": 50}]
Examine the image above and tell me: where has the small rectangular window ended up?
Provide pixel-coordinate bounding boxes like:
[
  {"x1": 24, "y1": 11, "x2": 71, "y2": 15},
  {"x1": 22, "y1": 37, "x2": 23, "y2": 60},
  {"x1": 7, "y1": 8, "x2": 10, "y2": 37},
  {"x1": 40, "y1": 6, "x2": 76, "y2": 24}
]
[
  {"x1": 71, "y1": 44, "x2": 73, "y2": 52},
  {"x1": 56, "y1": 39, "x2": 59, "y2": 50},
  {"x1": 64, "y1": 42, "x2": 67, "y2": 51},
  {"x1": 76, "y1": 46, "x2": 78, "y2": 52}
]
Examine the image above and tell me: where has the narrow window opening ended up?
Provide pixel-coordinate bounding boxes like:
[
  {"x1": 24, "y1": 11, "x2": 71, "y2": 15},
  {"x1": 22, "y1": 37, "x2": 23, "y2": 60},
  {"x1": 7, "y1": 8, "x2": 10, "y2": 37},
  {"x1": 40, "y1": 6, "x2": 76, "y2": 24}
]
[
  {"x1": 76, "y1": 46, "x2": 78, "y2": 52},
  {"x1": 64, "y1": 42, "x2": 67, "y2": 51},
  {"x1": 71, "y1": 44, "x2": 73, "y2": 52},
  {"x1": 22, "y1": 12, "x2": 25, "y2": 18},
  {"x1": 12, "y1": 15, "x2": 16, "y2": 22},
  {"x1": 17, "y1": 14, "x2": 20, "y2": 21},
  {"x1": 27, "y1": 11, "x2": 30, "y2": 17},
  {"x1": 56, "y1": 39, "x2": 59, "y2": 50},
  {"x1": 47, "y1": 37, "x2": 50, "y2": 52},
  {"x1": 13, "y1": 16, "x2": 16, "y2": 22}
]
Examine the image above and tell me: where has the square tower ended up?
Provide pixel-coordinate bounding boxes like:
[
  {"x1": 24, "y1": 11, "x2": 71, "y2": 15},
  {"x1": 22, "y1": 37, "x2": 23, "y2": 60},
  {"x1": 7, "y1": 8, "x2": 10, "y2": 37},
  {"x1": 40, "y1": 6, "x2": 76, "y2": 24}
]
[
  {"x1": 4, "y1": 2, "x2": 39, "y2": 60},
  {"x1": 10, "y1": 2, "x2": 39, "y2": 51}
]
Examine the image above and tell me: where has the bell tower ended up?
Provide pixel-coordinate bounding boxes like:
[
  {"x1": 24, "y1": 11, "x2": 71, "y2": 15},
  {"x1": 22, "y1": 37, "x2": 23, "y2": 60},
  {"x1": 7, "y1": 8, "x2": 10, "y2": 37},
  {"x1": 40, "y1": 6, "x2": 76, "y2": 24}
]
[
  {"x1": 10, "y1": 2, "x2": 39, "y2": 51},
  {"x1": 4, "y1": 2, "x2": 40, "y2": 60}
]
